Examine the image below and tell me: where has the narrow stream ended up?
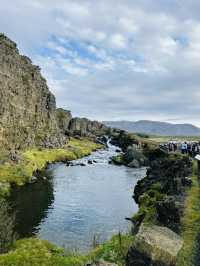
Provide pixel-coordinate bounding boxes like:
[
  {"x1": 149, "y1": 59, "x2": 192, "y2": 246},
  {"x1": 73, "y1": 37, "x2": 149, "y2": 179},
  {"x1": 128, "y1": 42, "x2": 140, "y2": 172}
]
[{"x1": 9, "y1": 141, "x2": 146, "y2": 252}]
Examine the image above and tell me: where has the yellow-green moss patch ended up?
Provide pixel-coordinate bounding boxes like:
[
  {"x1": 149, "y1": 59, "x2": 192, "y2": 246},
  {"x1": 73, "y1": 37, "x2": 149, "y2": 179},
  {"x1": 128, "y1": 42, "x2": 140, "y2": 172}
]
[
  {"x1": 0, "y1": 238, "x2": 89, "y2": 266},
  {"x1": 0, "y1": 138, "x2": 102, "y2": 196},
  {"x1": 0, "y1": 233, "x2": 133, "y2": 266}
]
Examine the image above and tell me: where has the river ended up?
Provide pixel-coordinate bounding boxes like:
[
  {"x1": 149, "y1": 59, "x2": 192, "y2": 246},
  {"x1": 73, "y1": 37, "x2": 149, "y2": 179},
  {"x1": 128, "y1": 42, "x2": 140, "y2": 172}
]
[{"x1": 9, "y1": 141, "x2": 146, "y2": 252}]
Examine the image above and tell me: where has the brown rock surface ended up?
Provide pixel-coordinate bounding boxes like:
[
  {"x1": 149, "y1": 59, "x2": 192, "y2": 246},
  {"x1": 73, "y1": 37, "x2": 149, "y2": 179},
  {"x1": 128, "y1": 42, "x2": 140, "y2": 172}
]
[{"x1": 0, "y1": 34, "x2": 65, "y2": 149}]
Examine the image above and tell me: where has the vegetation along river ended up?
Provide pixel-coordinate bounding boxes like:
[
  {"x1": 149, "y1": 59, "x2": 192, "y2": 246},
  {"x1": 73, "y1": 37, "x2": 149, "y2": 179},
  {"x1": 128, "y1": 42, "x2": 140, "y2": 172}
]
[{"x1": 8, "y1": 141, "x2": 146, "y2": 252}]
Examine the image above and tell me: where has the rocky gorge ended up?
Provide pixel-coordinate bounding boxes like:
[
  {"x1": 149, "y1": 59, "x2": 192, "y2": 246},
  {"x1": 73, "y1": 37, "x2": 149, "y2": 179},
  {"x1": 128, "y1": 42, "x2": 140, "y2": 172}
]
[
  {"x1": 0, "y1": 33, "x2": 108, "y2": 151},
  {"x1": 104, "y1": 129, "x2": 200, "y2": 265},
  {"x1": 0, "y1": 34, "x2": 199, "y2": 266}
]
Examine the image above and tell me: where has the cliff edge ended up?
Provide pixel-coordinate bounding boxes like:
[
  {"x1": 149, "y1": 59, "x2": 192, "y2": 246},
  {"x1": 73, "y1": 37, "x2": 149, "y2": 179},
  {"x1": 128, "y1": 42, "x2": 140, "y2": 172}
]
[{"x1": 0, "y1": 34, "x2": 65, "y2": 149}]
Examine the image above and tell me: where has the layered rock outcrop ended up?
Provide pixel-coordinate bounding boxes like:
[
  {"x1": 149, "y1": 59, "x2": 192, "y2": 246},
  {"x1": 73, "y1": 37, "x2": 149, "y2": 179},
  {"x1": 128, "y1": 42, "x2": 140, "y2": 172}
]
[
  {"x1": 56, "y1": 108, "x2": 72, "y2": 135},
  {"x1": 0, "y1": 34, "x2": 65, "y2": 149},
  {"x1": 0, "y1": 34, "x2": 109, "y2": 150},
  {"x1": 68, "y1": 117, "x2": 108, "y2": 137},
  {"x1": 110, "y1": 130, "x2": 148, "y2": 168}
]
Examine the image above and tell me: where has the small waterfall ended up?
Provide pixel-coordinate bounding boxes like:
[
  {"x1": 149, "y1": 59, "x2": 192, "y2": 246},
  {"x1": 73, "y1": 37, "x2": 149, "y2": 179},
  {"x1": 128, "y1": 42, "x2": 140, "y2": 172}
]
[
  {"x1": 107, "y1": 137, "x2": 121, "y2": 153},
  {"x1": 68, "y1": 137, "x2": 122, "y2": 166}
]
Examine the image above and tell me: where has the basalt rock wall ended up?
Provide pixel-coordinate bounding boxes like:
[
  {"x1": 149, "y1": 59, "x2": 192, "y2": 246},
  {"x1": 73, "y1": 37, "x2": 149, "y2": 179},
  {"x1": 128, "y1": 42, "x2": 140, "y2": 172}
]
[
  {"x1": 0, "y1": 34, "x2": 67, "y2": 150},
  {"x1": 126, "y1": 152, "x2": 192, "y2": 266},
  {"x1": 68, "y1": 117, "x2": 109, "y2": 137},
  {"x1": 0, "y1": 34, "x2": 110, "y2": 150}
]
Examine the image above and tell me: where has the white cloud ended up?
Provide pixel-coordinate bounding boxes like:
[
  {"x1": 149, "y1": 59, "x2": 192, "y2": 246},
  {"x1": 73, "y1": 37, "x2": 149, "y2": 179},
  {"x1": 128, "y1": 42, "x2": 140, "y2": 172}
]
[
  {"x1": 109, "y1": 34, "x2": 127, "y2": 49},
  {"x1": 1, "y1": 0, "x2": 200, "y2": 125},
  {"x1": 95, "y1": 32, "x2": 106, "y2": 41},
  {"x1": 47, "y1": 41, "x2": 67, "y2": 55},
  {"x1": 158, "y1": 37, "x2": 178, "y2": 56},
  {"x1": 119, "y1": 17, "x2": 139, "y2": 33}
]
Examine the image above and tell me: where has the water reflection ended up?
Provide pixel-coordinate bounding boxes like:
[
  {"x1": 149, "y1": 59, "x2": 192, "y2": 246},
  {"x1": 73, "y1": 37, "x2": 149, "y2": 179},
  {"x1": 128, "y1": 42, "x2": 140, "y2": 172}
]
[
  {"x1": 9, "y1": 176, "x2": 54, "y2": 238},
  {"x1": 39, "y1": 164, "x2": 144, "y2": 251},
  {"x1": 7, "y1": 145, "x2": 146, "y2": 252}
]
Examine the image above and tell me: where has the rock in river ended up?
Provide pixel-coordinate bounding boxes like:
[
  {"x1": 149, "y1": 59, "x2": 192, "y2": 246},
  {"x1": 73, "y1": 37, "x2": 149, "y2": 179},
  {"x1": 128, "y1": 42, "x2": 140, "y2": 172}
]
[
  {"x1": 127, "y1": 159, "x2": 140, "y2": 168},
  {"x1": 126, "y1": 224, "x2": 183, "y2": 266}
]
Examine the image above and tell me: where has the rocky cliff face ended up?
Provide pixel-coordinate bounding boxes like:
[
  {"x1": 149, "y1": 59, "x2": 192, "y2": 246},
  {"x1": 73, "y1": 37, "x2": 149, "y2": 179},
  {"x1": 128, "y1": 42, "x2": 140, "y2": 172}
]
[
  {"x1": 0, "y1": 34, "x2": 109, "y2": 150},
  {"x1": 68, "y1": 117, "x2": 108, "y2": 137},
  {"x1": 0, "y1": 34, "x2": 66, "y2": 149},
  {"x1": 126, "y1": 152, "x2": 192, "y2": 266},
  {"x1": 56, "y1": 111, "x2": 109, "y2": 138},
  {"x1": 56, "y1": 108, "x2": 72, "y2": 135}
]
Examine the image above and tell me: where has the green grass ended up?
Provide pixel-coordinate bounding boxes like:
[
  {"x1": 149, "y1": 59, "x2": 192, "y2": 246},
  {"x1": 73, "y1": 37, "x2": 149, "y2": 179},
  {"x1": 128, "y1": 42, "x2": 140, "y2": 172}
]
[
  {"x1": 0, "y1": 138, "x2": 102, "y2": 196},
  {"x1": 177, "y1": 161, "x2": 200, "y2": 266},
  {"x1": 91, "y1": 233, "x2": 134, "y2": 266},
  {"x1": 132, "y1": 183, "x2": 165, "y2": 225},
  {"x1": 149, "y1": 135, "x2": 200, "y2": 143},
  {"x1": 0, "y1": 233, "x2": 134, "y2": 266},
  {"x1": 0, "y1": 238, "x2": 89, "y2": 266}
]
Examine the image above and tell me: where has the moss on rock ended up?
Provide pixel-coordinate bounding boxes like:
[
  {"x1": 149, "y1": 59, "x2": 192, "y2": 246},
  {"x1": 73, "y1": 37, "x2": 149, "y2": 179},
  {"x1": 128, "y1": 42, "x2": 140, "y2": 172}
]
[{"x1": 111, "y1": 154, "x2": 124, "y2": 165}]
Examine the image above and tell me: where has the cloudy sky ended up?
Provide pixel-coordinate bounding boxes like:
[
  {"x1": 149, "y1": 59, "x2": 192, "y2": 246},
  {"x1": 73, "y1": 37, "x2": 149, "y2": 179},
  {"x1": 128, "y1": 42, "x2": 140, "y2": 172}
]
[{"x1": 1, "y1": 1, "x2": 200, "y2": 125}]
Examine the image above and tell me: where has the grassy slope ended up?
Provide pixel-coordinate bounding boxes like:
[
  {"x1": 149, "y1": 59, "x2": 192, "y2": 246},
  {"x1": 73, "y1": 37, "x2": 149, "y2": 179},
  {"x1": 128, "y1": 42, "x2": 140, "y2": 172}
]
[
  {"x1": 177, "y1": 160, "x2": 200, "y2": 266},
  {"x1": 0, "y1": 138, "x2": 102, "y2": 196},
  {"x1": 0, "y1": 238, "x2": 89, "y2": 266},
  {"x1": 0, "y1": 234, "x2": 134, "y2": 266}
]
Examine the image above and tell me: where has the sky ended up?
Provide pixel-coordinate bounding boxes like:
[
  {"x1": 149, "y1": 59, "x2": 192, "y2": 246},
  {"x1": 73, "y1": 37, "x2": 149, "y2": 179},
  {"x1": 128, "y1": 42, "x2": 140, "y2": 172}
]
[{"x1": 0, "y1": 0, "x2": 200, "y2": 126}]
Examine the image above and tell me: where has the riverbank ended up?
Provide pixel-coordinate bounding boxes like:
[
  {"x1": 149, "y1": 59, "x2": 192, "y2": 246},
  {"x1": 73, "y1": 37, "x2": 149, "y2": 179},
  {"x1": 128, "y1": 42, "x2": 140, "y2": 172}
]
[
  {"x1": 0, "y1": 136, "x2": 137, "y2": 266},
  {"x1": 0, "y1": 233, "x2": 134, "y2": 266},
  {"x1": 177, "y1": 160, "x2": 200, "y2": 266},
  {"x1": 7, "y1": 144, "x2": 144, "y2": 252},
  {"x1": 126, "y1": 149, "x2": 200, "y2": 266},
  {"x1": 97, "y1": 130, "x2": 200, "y2": 265},
  {"x1": 0, "y1": 138, "x2": 103, "y2": 197},
  {"x1": 1, "y1": 132, "x2": 199, "y2": 266}
]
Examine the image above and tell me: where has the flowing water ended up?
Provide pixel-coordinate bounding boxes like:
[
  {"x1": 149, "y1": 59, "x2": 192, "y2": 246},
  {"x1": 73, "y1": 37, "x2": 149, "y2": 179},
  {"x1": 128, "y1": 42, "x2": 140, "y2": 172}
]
[{"x1": 9, "y1": 142, "x2": 146, "y2": 252}]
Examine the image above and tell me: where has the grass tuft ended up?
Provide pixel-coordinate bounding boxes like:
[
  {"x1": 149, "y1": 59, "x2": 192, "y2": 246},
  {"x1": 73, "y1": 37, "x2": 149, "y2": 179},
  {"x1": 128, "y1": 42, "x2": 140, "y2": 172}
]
[
  {"x1": 177, "y1": 160, "x2": 200, "y2": 266},
  {"x1": 90, "y1": 233, "x2": 134, "y2": 266}
]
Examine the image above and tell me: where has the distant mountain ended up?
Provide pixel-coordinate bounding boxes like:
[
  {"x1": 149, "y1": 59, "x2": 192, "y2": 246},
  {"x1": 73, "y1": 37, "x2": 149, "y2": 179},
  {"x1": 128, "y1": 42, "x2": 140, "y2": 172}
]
[{"x1": 103, "y1": 120, "x2": 200, "y2": 136}]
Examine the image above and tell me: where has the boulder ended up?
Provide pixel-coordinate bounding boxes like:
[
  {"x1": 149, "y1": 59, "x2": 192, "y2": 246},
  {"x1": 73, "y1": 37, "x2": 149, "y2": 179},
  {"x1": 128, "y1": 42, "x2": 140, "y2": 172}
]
[
  {"x1": 156, "y1": 196, "x2": 182, "y2": 232},
  {"x1": 127, "y1": 224, "x2": 183, "y2": 266},
  {"x1": 126, "y1": 247, "x2": 152, "y2": 266},
  {"x1": 109, "y1": 130, "x2": 139, "y2": 151},
  {"x1": 127, "y1": 159, "x2": 140, "y2": 168},
  {"x1": 112, "y1": 154, "x2": 124, "y2": 165},
  {"x1": 124, "y1": 147, "x2": 146, "y2": 167}
]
